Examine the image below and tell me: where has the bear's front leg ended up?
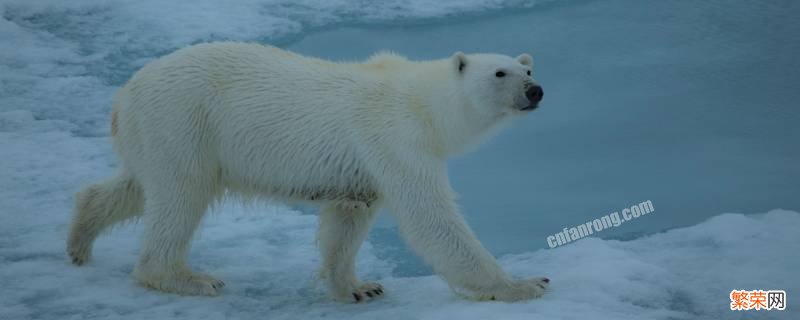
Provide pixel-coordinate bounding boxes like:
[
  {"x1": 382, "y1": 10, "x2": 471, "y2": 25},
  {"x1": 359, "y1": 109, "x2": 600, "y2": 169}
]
[
  {"x1": 377, "y1": 160, "x2": 549, "y2": 301},
  {"x1": 317, "y1": 200, "x2": 384, "y2": 303}
]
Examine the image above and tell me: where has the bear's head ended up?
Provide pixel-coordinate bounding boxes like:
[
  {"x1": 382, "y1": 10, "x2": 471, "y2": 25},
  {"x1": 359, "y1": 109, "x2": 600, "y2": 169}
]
[{"x1": 452, "y1": 52, "x2": 543, "y2": 115}]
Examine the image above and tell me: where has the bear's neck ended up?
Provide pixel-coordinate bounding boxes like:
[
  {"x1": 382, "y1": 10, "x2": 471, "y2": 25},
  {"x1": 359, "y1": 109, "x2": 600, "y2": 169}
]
[{"x1": 408, "y1": 62, "x2": 511, "y2": 158}]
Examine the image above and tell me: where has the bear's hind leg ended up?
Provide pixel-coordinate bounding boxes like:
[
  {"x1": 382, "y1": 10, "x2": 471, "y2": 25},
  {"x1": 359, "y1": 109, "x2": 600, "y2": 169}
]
[
  {"x1": 67, "y1": 170, "x2": 144, "y2": 265},
  {"x1": 133, "y1": 178, "x2": 224, "y2": 296},
  {"x1": 317, "y1": 200, "x2": 383, "y2": 303}
]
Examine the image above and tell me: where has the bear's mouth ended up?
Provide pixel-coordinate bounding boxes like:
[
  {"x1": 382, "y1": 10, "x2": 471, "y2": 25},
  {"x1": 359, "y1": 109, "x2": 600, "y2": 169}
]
[{"x1": 520, "y1": 103, "x2": 539, "y2": 111}]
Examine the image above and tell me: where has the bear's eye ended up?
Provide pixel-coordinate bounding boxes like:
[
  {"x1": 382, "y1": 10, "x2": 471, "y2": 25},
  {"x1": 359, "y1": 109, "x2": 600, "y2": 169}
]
[
  {"x1": 527, "y1": 70, "x2": 531, "y2": 76},
  {"x1": 495, "y1": 71, "x2": 506, "y2": 78}
]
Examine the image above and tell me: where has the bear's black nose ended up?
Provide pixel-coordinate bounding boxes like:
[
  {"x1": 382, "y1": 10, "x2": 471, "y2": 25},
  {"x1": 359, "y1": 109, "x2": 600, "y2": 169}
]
[{"x1": 526, "y1": 85, "x2": 544, "y2": 103}]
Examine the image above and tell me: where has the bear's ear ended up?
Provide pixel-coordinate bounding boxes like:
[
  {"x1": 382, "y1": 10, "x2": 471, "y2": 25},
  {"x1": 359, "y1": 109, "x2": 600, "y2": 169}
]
[
  {"x1": 452, "y1": 51, "x2": 467, "y2": 73},
  {"x1": 517, "y1": 53, "x2": 533, "y2": 66}
]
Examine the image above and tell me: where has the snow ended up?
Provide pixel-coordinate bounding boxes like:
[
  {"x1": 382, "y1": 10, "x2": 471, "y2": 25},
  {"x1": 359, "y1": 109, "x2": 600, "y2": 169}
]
[{"x1": 1, "y1": 0, "x2": 798, "y2": 319}]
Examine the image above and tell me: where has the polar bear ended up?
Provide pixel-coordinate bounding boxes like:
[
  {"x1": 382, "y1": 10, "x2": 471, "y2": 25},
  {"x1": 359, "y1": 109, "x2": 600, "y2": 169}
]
[{"x1": 67, "y1": 42, "x2": 547, "y2": 302}]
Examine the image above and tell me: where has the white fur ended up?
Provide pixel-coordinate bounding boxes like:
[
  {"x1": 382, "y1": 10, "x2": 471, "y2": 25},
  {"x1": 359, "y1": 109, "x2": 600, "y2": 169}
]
[{"x1": 67, "y1": 42, "x2": 548, "y2": 302}]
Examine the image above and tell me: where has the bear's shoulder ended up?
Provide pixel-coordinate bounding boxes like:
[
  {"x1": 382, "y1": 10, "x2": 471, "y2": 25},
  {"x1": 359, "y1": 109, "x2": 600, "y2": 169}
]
[{"x1": 362, "y1": 52, "x2": 410, "y2": 71}]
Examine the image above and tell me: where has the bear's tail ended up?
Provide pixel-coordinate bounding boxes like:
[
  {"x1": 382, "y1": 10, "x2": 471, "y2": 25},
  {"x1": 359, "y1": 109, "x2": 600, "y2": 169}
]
[{"x1": 67, "y1": 170, "x2": 143, "y2": 265}]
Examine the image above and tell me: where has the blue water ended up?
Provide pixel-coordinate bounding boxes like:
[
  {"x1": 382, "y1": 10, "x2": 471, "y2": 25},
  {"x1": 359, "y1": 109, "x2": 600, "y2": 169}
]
[{"x1": 287, "y1": 0, "x2": 800, "y2": 266}]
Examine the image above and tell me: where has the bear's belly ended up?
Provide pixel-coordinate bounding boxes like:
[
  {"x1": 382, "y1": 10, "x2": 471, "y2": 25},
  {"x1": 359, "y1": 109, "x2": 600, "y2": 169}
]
[
  {"x1": 220, "y1": 153, "x2": 379, "y2": 205},
  {"x1": 291, "y1": 185, "x2": 378, "y2": 203},
  {"x1": 228, "y1": 178, "x2": 378, "y2": 205}
]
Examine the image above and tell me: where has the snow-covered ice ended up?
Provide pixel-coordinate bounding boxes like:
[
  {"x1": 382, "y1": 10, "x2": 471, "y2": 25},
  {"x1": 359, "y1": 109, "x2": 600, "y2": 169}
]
[{"x1": 1, "y1": 0, "x2": 798, "y2": 319}]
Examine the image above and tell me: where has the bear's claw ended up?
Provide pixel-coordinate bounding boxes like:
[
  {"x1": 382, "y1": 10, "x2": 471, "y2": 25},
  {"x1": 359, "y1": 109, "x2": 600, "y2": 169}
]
[
  {"x1": 349, "y1": 282, "x2": 384, "y2": 303},
  {"x1": 67, "y1": 239, "x2": 92, "y2": 266}
]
